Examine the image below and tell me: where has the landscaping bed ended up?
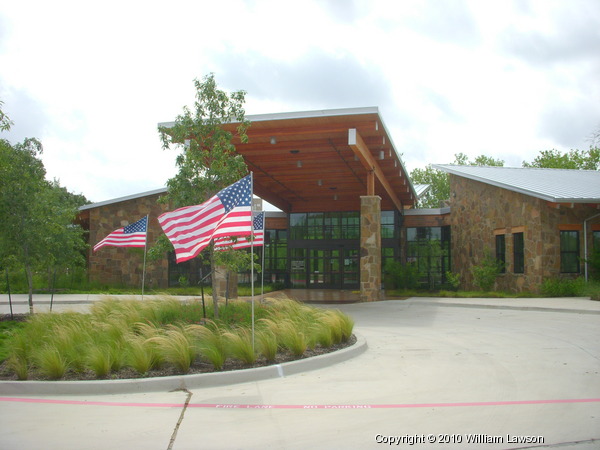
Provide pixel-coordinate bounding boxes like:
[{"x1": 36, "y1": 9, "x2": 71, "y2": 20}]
[{"x1": 0, "y1": 296, "x2": 355, "y2": 382}]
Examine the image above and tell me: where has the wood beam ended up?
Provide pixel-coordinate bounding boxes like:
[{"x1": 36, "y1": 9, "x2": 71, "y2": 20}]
[{"x1": 348, "y1": 129, "x2": 403, "y2": 211}]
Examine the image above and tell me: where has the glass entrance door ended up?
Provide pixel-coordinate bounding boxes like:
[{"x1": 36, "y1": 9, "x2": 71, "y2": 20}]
[{"x1": 290, "y1": 246, "x2": 359, "y2": 289}]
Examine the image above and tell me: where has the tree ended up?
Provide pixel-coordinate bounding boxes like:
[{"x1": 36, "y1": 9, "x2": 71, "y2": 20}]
[
  {"x1": 522, "y1": 147, "x2": 600, "y2": 170},
  {"x1": 156, "y1": 74, "x2": 252, "y2": 318},
  {"x1": 411, "y1": 153, "x2": 504, "y2": 208},
  {"x1": 0, "y1": 136, "x2": 87, "y2": 313}
]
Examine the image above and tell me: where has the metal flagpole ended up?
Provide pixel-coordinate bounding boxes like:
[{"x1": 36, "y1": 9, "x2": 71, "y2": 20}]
[
  {"x1": 250, "y1": 173, "x2": 255, "y2": 352},
  {"x1": 261, "y1": 213, "x2": 265, "y2": 299},
  {"x1": 141, "y1": 215, "x2": 149, "y2": 299}
]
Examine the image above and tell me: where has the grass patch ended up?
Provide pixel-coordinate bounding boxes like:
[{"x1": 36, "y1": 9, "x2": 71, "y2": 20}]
[{"x1": 0, "y1": 296, "x2": 355, "y2": 380}]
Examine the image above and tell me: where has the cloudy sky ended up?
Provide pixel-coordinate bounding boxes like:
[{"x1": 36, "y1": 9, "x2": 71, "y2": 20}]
[{"x1": 1, "y1": 0, "x2": 599, "y2": 204}]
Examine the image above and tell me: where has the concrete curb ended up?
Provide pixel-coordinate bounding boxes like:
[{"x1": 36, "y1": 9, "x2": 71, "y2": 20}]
[
  {"x1": 0, "y1": 333, "x2": 367, "y2": 396},
  {"x1": 413, "y1": 300, "x2": 600, "y2": 315}
]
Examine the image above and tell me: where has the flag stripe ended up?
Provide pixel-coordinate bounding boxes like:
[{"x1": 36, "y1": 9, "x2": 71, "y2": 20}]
[
  {"x1": 93, "y1": 216, "x2": 148, "y2": 252},
  {"x1": 214, "y1": 212, "x2": 264, "y2": 251},
  {"x1": 158, "y1": 175, "x2": 253, "y2": 263}
]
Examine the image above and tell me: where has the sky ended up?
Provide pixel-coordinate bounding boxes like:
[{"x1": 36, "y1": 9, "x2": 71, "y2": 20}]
[{"x1": 1, "y1": 0, "x2": 599, "y2": 204}]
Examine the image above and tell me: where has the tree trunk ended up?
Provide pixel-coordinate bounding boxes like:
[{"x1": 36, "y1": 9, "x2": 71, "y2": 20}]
[
  {"x1": 210, "y1": 248, "x2": 219, "y2": 319},
  {"x1": 25, "y1": 265, "x2": 34, "y2": 314}
]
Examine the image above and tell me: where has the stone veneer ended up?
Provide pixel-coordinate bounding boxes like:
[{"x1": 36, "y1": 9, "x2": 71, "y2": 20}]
[
  {"x1": 87, "y1": 193, "x2": 170, "y2": 289},
  {"x1": 360, "y1": 196, "x2": 382, "y2": 301},
  {"x1": 449, "y1": 175, "x2": 600, "y2": 293}
]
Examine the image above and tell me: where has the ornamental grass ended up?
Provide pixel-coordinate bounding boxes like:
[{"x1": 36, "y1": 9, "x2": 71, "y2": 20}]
[{"x1": 2, "y1": 296, "x2": 354, "y2": 380}]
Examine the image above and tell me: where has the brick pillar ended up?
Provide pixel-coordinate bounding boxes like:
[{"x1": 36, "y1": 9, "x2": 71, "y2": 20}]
[{"x1": 360, "y1": 196, "x2": 382, "y2": 302}]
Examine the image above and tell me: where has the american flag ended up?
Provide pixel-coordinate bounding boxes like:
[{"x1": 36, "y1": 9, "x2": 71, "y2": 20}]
[
  {"x1": 214, "y1": 212, "x2": 264, "y2": 251},
  {"x1": 93, "y1": 216, "x2": 148, "y2": 252},
  {"x1": 158, "y1": 175, "x2": 252, "y2": 263}
]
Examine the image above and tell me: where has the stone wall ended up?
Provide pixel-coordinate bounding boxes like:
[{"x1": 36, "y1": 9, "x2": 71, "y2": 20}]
[
  {"x1": 360, "y1": 196, "x2": 382, "y2": 301},
  {"x1": 87, "y1": 193, "x2": 170, "y2": 289},
  {"x1": 449, "y1": 175, "x2": 600, "y2": 292}
]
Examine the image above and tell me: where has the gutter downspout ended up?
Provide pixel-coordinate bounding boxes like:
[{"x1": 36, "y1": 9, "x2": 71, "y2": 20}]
[{"x1": 584, "y1": 212, "x2": 600, "y2": 282}]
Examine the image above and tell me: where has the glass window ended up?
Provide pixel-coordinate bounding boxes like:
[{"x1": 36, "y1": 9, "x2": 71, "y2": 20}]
[
  {"x1": 513, "y1": 232, "x2": 524, "y2": 274},
  {"x1": 307, "y1": 213, "x2": 324, "y2": 239},
  {"x1": 560, "y1": 230, "x2": 580, "y2": 273},
  {"x1": 290, "y1": 213, "x2": 307, "y2": 240},
  {"x1": 381, "y1": 211, "x2": 396, "y2": 239},
  {"x1": 406, "y1": 226, "x2": 451, "y2": 289},
  {"x1": 495, "y1": 234, "x2": 506, "y2": 273}
]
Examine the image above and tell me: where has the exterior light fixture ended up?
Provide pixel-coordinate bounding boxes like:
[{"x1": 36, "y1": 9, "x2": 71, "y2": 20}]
[
  {"x1": 297, "y1": 161, "x2": 302, "y2": 168},
  {"x1": 379, "y1": 151, "x2": 385, "y2": 160},
  {"x1": 317, "y1": 179, "x2": 323, "y2": 186},
  {"x1": 270, "y1": 137, "x2": 277, "y2": 145},
  {"x1": 333, "y1": 194, "x2": 338, "y2": 200}
]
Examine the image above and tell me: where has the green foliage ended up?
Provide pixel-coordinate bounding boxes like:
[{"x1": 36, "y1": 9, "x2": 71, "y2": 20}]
[
  {"x1": 186, "y1": 322, "x2": 227, "y2": 370},
  {"x1": 445, "y1": 271, "x2": 461, "y2": 291},
  {"x1": 148, "y1": 325, "x2": 196, "y2": 374},
  {"x1": 384, "y1": 261, "x2": 419, "y2": 290},
  {"x1": 540, "y1": 277, "x2": 586, "y2": 297},
  {"x1": 0, "y1": 132, "x2": 87, "y2": 313},
  {"x1": 223, "y1": 327, "x2": 256, "y2": 364},
  {"x1": 523, "y1": 147, "x2": 600, "y2": 170},
  {"x1": 410, "y1": 153, "x2": 504, "y2": 208},
  {"x1": 255, "y1": 329, "x2": 278, "y2": 361},
  {"x1": 1, "y1": 296, "x2": 355, "y2": 379},
  {"x1": 586, "y1": 249, "x2": 600, "y2": 281},
  {"x1": 157, "y1": 73, "x2": 252, "y2": 319},
  {"x1": 471, "y1": 250, "x2": 504, "y2": 292},
  {"x1": 34, "y1": 345, "x2": 70, "y2": 379}
]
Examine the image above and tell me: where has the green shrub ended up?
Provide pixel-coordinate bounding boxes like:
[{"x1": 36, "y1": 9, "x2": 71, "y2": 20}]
[
  {"x1": 34, "y1": 345, "x2": 69, "y2": 379},
  {"x1": 186, "y1": 322, "x2": 227, "y2": 370},
  {"x1": 223, "y1": 327, "x2": 256, "y2": 364},
  {"x1": 541, "y1": 277, "x2": 586, "y2": 297},
  {"x1": 472, "y1": 251, "x2": 503, "y2": 292},
  {"x1": 384, "y1": 261, "x2": 419, "y2": 290},
  {"x1": 255, "y1": 329, "x2": 278, "y2": 361},
  {"x1": 445, "y1": 271, "x2": 461, "y2": 291}
]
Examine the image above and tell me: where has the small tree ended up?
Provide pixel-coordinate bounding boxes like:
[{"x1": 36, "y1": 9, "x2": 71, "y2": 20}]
[
  {"x1": 157, "y1": 74, "x2": 251, "y2": 318},
  {"x1": 471, "y1": 250, "x2": 504, "y2": 292},
  {"x1": 0, "y1": 112, "x2": 87, "y2": 312}
]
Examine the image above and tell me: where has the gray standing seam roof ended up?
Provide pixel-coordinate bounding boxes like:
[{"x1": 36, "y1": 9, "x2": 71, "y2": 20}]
[{"x1": 432, "y1": 165, "x2": 600, "y2": 203}]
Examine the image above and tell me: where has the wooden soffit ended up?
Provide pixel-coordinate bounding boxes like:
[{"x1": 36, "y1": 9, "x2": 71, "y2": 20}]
[{"x1": 164, "y1": 107, "x2": 417, "y2": 213}]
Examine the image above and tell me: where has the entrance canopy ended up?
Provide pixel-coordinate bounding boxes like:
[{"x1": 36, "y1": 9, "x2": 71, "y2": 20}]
[{"x1": 161, "y1": 107, "x2": 417, "y2": 213}]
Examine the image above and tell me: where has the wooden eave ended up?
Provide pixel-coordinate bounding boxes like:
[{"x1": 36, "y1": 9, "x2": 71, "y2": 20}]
[{"x1": 221, "y1": 109, "x2": 416, "y2": 213}]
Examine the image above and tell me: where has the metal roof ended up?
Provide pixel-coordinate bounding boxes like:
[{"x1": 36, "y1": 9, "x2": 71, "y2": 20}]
[
  {"x1": 433, "y1": 164, "x2": 600, "y2": 203},
  {"x1": 79, "y1": 187, "x2": 167, "y2": 211}
]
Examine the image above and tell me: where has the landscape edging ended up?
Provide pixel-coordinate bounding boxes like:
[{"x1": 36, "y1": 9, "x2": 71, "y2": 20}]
[{"x1": 0, "y1": 333, "x2": 367, "y2": 396}]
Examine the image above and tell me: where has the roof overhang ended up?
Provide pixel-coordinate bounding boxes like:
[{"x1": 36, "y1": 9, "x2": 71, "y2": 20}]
[
  {"x1": 159, "y1": 107, "x2": 417, "y2": 212},
  {"x1": 433, "y1": 164, "x2": 600, "y2": 205}
]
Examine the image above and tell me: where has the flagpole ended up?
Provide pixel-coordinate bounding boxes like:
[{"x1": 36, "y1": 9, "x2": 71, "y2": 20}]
[
  {"x1": 250, "y1": 172, "x2": 255, "y2": 352},
  {"x1": 141, "y1": 215, "x2": 149, "y2": 300},
  {"x1": 261, "y1": 215, "x2": 265, "y2": 299}
]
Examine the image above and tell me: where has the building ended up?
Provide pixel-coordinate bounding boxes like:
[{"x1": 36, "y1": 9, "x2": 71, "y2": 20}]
[
  {"x1": 77, "y1": 108, "x2": 600, "y2": 297},
  {"x1": 434, "y1": 165, "x2": 600, "y2": 292},
  {"x1": 79, "y1": 107, "x2": 448, "y2": 300}
]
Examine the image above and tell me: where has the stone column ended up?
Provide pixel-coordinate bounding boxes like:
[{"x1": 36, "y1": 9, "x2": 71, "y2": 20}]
[{"x1": 360, "y1": 196, "x2": 382, "y2": 302}]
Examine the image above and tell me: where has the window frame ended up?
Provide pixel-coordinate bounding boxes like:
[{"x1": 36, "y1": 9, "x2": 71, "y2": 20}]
[
  {"x1": 513, "y1": 232, "x2": 524, "y2": 274},
  {"x1": 560, "y1": 230, "x2": 580, "y2": 273}
]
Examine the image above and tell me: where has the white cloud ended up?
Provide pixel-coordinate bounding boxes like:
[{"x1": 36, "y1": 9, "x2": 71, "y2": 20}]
[{"x1": 0, "y1": 0, "x2": 598, "y2": 203}]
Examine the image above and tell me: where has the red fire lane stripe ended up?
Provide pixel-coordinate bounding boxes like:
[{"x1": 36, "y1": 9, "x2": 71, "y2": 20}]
[{"x1": 1, "y1": 397, "x2": 599, "y2": 409}]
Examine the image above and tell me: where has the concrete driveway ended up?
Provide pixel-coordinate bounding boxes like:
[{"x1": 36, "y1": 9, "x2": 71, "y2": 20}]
[{"x1": 1, "y1": 296, "x2": 599, "y2": 449}]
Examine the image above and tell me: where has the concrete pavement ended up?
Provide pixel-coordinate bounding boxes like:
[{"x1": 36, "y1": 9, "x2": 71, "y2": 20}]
[{"x1": 1, "y1": 295, "x2": 599, "y2": 449}]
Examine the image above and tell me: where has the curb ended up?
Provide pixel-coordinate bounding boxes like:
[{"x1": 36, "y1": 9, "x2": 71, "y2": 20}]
[
  {"x1": 0, "y1": 334, "x2": 367, "y2": 396},
  {"x1": 414, "y1": 300, "x2": 600, "y2": 315}
]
